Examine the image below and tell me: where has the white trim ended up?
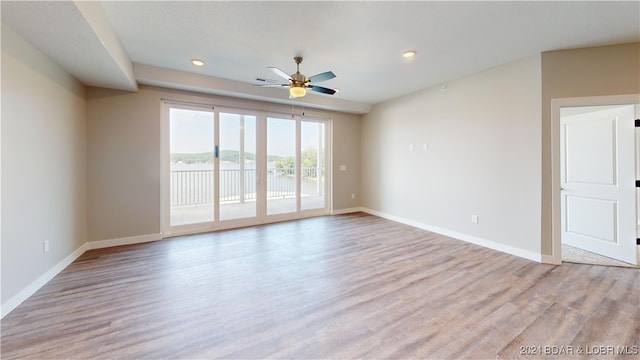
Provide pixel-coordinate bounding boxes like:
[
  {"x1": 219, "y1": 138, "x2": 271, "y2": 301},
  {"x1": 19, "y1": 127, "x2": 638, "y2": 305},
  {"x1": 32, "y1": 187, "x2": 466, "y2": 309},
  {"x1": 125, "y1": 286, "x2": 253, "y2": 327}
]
[
  {"x1": 86, "y1": 233, "x2": 162, "y2": 250},
  {"x1": 1, "y1": 242, "x2": 89, "y2": 319},
  {"x1": 160, "y1": 101, "x2": 170, "y2": 238},
  {"x1": 362, "y1": 208, "x2": 542, "y2": 263},
  {"x1": 327, "y1": 119, "x2": 334, "y2": 215},
  {"x1": 331, "y1": 207, "x2": 364, "y2": 215}
]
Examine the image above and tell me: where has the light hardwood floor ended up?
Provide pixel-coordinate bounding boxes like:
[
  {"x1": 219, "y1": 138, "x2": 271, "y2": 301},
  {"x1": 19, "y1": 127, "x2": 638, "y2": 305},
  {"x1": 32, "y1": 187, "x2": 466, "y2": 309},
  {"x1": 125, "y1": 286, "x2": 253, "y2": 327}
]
[{"x1": 2, "y1": 213, "x2": 639, "y2": 359}]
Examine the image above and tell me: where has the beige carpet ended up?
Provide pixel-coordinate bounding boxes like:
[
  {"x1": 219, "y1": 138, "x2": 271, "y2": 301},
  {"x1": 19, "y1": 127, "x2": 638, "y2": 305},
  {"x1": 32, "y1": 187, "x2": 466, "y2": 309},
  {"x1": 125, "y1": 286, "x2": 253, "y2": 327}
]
[{"x1": 562, "y1": 244, "x2": 639, "y2": 268}]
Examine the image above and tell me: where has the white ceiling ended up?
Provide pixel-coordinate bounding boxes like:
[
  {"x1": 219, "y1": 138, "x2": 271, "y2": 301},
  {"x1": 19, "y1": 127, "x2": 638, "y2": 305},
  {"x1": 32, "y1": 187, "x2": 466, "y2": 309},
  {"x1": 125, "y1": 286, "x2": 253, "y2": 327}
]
[{"x1": 2, "y1": 1, "x2": 639, "y2": 114}]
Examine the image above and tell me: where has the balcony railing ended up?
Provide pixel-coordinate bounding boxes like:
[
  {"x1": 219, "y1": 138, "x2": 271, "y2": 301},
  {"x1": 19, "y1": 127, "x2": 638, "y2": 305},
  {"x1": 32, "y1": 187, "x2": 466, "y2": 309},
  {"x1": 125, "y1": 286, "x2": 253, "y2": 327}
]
[{"x1": 170, "y1": 167, "x2": 323, "y2": 206}]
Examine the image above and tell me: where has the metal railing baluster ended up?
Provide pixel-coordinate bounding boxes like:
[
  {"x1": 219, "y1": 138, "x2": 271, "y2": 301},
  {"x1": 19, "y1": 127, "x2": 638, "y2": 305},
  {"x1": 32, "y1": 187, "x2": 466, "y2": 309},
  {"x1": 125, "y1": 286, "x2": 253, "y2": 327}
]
[{"x1": 170, "y1": 167, "x2": 322, "y2": 206}]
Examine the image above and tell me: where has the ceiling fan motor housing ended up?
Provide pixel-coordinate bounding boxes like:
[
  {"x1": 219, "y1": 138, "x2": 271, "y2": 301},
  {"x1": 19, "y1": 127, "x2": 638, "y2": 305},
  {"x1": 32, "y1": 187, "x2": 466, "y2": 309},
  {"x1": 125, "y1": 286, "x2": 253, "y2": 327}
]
[
  {"x1": 291, "y1": 57, "x2": 307, "y2": 87},
  {"x1": 291, "y1": 72, "x2": 307, "y2": 87}
]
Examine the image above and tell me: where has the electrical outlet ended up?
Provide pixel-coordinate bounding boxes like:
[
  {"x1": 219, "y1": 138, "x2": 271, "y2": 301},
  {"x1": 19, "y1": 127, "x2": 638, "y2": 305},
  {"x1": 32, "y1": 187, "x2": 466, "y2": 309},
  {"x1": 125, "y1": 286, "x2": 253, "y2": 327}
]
[
  {"x1": 43, "y1": 240, "x2": 50, "y2": 253},
  {"x1": 471, "y1": 215, "x2": 478, "y2": 224},
  {"x1": 351, "y1": 193, "x2": 356, "y2": 199}
]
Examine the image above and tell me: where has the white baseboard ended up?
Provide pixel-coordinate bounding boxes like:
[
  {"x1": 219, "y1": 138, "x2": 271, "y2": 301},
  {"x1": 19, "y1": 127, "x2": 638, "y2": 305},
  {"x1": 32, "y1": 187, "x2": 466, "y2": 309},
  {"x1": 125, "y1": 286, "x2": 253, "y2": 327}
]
[
  {"x1": 86, "y1": 233, "x2": 162, "y2": 250},
  {"x1": 1, "y1": 233, "x2": 162, "y2": 319},
  {"x1": 361, "y1": 208, "x2": 542, "y2": 263},
  {"x1": 331, "y1": 207, "x2": 364, "y2": 215},
  {"x1": 1, "y1": 242, "x2": 89, "y2": 319}
]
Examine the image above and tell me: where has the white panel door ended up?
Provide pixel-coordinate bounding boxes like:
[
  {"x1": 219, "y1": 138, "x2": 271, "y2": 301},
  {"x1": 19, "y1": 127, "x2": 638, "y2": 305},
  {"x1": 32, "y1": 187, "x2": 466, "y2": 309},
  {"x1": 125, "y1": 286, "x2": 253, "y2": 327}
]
[{"x1": 560, "y1": 105, "x2": 637, "y2": 264}]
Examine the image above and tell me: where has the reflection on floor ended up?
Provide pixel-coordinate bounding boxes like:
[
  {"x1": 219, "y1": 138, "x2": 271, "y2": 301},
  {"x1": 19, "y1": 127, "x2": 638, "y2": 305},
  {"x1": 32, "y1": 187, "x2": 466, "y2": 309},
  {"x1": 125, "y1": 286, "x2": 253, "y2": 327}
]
[{"x1": 562, "y1": 244, "x2": 639, "y2": 268}]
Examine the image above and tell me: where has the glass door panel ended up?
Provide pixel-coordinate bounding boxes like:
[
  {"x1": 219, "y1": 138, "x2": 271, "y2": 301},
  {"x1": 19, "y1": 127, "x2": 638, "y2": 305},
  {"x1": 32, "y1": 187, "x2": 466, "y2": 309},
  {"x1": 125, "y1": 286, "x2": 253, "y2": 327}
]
[
  {"x1": 219, "y1": 112, "x2": 257, "y2": 221},
  {"x1": 266, "y1": 117, "x2": 297, "y2": 215},
  {"x1": 169, "y1": 107, "x2": 215, "y2": 226},
  {"x1": 165, "y1": 104, "x2": 330, "y2": 236},
  {"x1": 301, "y1": 121, "x2": 326, "y2": 211}
]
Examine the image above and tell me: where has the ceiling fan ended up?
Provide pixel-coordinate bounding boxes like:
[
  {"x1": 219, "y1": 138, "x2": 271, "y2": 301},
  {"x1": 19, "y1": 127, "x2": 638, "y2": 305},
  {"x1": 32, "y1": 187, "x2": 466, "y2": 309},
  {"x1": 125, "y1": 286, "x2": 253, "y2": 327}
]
[{"x1": 255, "y1": 57, "x2": 338, "y2": 98}]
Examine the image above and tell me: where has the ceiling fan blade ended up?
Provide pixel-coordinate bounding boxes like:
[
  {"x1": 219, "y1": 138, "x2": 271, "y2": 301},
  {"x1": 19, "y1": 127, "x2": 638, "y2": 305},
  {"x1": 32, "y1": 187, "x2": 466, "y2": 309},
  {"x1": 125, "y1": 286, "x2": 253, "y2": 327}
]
[
  {"x1": 308, "y1": 71, "x2": 336, "y2": 83},
  {"x1": 254, "y1": 83, "x2": 289, "y2": 87},
  {"x1": 268, "y1": 67, "x2": 292, "y2": 81},
  {"x1": 309, "y1": 85, "x2": 337, "y2": 95}
]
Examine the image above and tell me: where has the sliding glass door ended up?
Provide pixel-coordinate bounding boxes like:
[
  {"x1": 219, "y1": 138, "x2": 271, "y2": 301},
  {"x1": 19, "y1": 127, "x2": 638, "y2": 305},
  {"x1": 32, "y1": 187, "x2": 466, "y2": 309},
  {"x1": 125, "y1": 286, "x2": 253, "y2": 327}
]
[
  {"x1": 219, "y1": 112, "x2": 257, "y2": 221},
  {"x1": 266, "y1": 116, "x2": 297, "y2": 215},
  {"x1": 168, "y1": 106, "x2": 215, "y2": 227},
  {"x1": 301, "y1": 121, "x2": 326, "y2": 211},
  {"x1": 162, "y1": 102, "x2": 328, "y2": 236},
  {"x1": 265, "y1": 116, "x2": 326, "y2": 215}
]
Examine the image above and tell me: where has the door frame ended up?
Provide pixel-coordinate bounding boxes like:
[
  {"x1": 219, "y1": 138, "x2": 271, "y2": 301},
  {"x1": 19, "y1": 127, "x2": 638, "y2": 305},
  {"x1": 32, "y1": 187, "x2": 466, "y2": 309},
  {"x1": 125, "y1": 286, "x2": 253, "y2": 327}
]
[
  {"x1": 550, "y1": 94, "x2": 640, "y2": 265},
  {"x1": 160, "y1": 100, "x2": 332, "y2": 238},
  {"x1": 160, "y1": 101, "x2": 217, "y2": 238},
  {"x1": 263, "y1": 113, "x2": 331, "y2": 222}
]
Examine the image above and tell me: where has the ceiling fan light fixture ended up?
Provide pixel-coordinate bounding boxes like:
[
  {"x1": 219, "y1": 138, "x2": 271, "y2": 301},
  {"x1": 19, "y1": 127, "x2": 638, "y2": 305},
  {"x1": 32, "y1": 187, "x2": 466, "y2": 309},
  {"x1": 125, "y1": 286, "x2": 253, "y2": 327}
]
[{"x1": 290, "y1": 86, "x2": 306, "y2": 98}]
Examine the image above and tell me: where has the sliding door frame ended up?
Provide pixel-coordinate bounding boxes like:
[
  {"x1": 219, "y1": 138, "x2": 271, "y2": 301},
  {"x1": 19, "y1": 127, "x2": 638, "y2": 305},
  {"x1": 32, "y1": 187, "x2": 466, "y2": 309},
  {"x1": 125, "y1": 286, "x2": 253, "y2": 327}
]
[
  {"x1": 161, "y1": 101, "x2": 217, "y2": 237},
  {"x1": 216, "y1": 107, "x2": 263, "y2": 229},
  {"x1": 161, "y1": 100, "x2": 331, "y2": 238}
]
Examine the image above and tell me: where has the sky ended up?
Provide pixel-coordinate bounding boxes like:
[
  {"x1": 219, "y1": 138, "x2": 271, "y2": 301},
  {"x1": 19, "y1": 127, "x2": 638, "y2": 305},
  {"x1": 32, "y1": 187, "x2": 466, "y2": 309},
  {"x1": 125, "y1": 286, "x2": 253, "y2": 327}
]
[{"x1": 170, "y1": 108, "x2": 324, "y2": 157}]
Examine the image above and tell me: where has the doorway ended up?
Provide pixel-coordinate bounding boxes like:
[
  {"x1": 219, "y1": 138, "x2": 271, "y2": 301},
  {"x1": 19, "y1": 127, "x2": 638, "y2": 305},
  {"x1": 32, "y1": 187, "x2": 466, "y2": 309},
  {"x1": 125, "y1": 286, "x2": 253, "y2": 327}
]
[
  {"x1": 161, "y1": 101, "x2": 329, "y2": 237},
  {"x1": 551, "y1": 95, "x2": 640, "y2": 266}
]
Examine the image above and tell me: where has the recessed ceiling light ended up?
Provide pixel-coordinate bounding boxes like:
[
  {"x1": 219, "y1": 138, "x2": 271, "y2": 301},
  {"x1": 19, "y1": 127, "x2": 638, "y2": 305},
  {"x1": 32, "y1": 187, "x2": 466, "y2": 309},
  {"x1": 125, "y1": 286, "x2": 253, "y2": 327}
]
[
  {"x1": 191, "y1": 59, "x2": 205, "y2": 67},
  {"x1": 402, "y1": 50, "x2": 417, "y2": 58}
]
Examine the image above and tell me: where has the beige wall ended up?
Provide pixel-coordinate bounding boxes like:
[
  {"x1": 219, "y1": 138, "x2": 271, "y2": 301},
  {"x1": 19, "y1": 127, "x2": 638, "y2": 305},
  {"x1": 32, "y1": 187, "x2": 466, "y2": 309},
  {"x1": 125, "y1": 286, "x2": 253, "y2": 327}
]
[
  {"x1": 86, "y1": 86, "x2": 361, "y2": 242},
  {"x1": 361, "y1": 55, "x2": 542, "y2": 257},
  {"x1": 1, "y1": 25, "x2": 87, "y2": 305},
  {"x1": 332, "y1": 111, "x2": 362, "y2": 210},
  {"x1": 540, "y1": 42, "x2": 640, "y2": 256},
  {"x1": 86, "y1": 87, "x2": 160, "y2": 241}
]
